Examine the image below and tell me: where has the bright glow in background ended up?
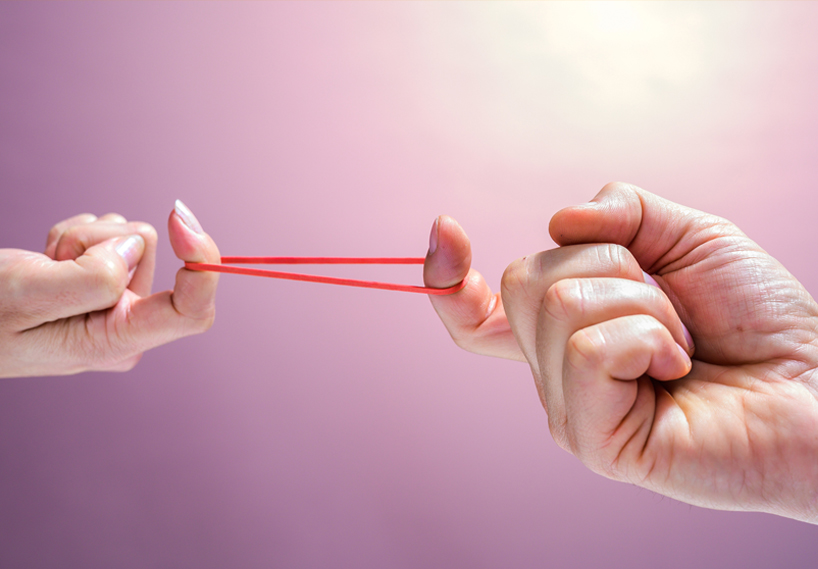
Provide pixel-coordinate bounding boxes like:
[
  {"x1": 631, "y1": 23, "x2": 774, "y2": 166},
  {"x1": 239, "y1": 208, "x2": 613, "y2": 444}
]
[{"x1": 2, "y1": 2, "x2": 818, "y2": 567}]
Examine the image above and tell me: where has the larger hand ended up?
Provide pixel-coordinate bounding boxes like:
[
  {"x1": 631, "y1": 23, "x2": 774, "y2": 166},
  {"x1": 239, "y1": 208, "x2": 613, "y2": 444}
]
[{"x1": 425, "y1": 183, "x2": 818, "y2": 523}]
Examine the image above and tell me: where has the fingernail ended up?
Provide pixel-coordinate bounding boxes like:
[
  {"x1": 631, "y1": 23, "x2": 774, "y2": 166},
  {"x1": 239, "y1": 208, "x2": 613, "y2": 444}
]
[
  {"x1": 642, "y1": 270, "x2": 660, "y2": 288},
  {"x1": 681, "y1": 322, "x2": 694, "y2": 352},
  {"x1": 428, "y1": 217, "x2": 439, "y2": 255},
  {"x1": 676, "y1": 343, "x2": 692, "y2": 370},
  {"x1": 643, "y1": 270, "x2": 694, "y2": 350},
  {"x1": 115, "y1": 235, "x2": 144, "y2": 270},
  {"x1": 175, "y1": 199, "x2": 203, "y2": 235}
]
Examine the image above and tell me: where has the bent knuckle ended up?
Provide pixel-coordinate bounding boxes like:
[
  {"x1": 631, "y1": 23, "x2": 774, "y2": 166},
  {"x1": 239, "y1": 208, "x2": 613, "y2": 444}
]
[
  {"x1": 47, "y1": 224, "x2": 63, "y2": 245},
  {"x1": 566, "y1": 328, "x2": 605, "y2": 370},
  {"x1": 188, "y1": 311, "x2": 216, "y2": 334},
  {"x1": 57, "y1": 227, "x2": 89, "y2": 258},
  {"x1": 598, "y1": 243, "x2": 633, "y2": 278},
  {"x1": 601, "y1": 181, "x2": 638, "y2": 196},
  {"x1": 451, "y1": 333, "x2": 472, "y2": 352},
  {"x1": 139, "y1": 223, "x2": 159, "y2": 246},
  {"x1": 119, "y1": 353, "x2": 144, "y2": 372},
  {"x1": 548, "y1": 417, "x2": 572, "y2": 452},
  {"x1": 544, "y1": 279, "x2": 585, "y2": 322},
  {"x1": 93, "y1": 257, "x2": 128, "y2": 302},
  {"x1": 501, "y1": 257, "x2": 530, "y2": 298}
]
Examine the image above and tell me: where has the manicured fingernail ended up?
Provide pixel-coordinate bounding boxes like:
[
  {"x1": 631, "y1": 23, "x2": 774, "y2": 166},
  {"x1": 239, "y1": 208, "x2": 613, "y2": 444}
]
[
  {"x1": 175, "y1": 199, "x2": 203, "y2": 235},
  {"x1": 676, "y1": 343, "x2": 692, "y2": 369},
  {"x1": 643, "y1": 270, "x2": 694, "y2": 351},
  {"x1": 642, "y1": 270, "x2": 660, "y2": 288},
  {"x1": 115, "y1": 235, "x2": 144, "y2": 270},
  {"x1": 428, "y1": 217, "x2": 439, "y2": 255},
  {"x1": 681, "y1": 322, "x2": 694, "y2": 352}
]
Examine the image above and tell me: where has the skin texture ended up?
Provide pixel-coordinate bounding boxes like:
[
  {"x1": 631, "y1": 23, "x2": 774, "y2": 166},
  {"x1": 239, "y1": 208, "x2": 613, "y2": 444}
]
[
  {"x1": 0, "y1": 204, "x2": 220, "y2": 378},
  {"x1": 424, "y1": 182, "x2": 818, "y2": 524}
]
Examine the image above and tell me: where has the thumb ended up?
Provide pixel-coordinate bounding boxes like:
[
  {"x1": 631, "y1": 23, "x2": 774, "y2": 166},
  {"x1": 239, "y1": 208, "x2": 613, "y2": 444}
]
[
  {"x1": 166, "y1": 199, "x2": 221, "y2": 321},
  {"x1": 548, "y1": 182, "x2": 742, "y2": 272},
  {"x1": 117, "y1": 200, "x2": 220, "y2": 350},
  {"x1": 424, "y1": 215, "x2": 524, "y2": 361}
]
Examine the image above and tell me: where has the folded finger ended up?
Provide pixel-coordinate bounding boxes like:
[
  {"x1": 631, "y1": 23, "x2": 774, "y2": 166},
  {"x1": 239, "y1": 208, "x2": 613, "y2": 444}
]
[
  {"x1": 560, "y1": 315, "x2": 691, "y2": 474},
  {"x1": 501, "y1": 243, "x2": 645, "y2": 372},
  {"x1": 45, "y1": 213, "x2": 97, "y2": 258},
  {"x1": 15, "y1": 235, "x2": 146, "y2": 328},
  {"x1": 54, "y1": 221, "x2": 158, "y2": 297},
  {"x1": 96, "y1": 213, "x2": 128, "y2": 224},
  {"x1": 535, "y1": 277, "x2": 694, "y2": 443}
]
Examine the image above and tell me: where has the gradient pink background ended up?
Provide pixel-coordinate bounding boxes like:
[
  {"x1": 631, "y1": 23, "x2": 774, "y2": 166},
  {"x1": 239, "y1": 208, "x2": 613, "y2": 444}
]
[{"x1": 2, "y1": 2, "x2": 818, "y2": 567}]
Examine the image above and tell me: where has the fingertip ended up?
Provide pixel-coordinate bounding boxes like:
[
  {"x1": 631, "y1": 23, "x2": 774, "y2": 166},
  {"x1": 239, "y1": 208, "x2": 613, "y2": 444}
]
[
  {"x1": 424, "y1": 215, "x2": 472, "y2": 288},
  {"x1": 675, "y1": 342, "x2": 693, "y2": 374},
  {"x1": 549, "y1": 203, "x2": 601, "y2": 245},
  {"x1": 549, "y1": 183, "x2": 642, "y2": 247},
  {"x1": 168, "y1": 207, "x2": 220, "y2": 264}
]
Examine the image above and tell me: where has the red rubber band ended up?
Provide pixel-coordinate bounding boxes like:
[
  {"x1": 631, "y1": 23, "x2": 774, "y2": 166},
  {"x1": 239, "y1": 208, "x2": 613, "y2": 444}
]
[{"x1": 183, "y1": 257, "x2": 466, "y2": 295}]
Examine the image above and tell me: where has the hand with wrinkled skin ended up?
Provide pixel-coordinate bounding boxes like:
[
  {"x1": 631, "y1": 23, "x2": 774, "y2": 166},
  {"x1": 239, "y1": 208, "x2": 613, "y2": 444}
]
[
  {"x1": 0, "y1": 201, "x2": 220, "y2": 378},
  {"x1": 424, "y1": 182, "x2": 818, "y2": 523}
]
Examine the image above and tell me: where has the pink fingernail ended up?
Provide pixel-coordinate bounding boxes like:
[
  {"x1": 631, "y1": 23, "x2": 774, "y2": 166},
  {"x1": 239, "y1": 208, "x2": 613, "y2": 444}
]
[
  {"x1": 175, "y1": 199, "x2": 203, "y2": 235},
  {"x1": 115, "y1": 235, "x2": 144, "y2": 271},
  {"x1": 676, "y1": 343, "x2": 692, "y2": 368},
  {"x1": 681, "y1": 322, "x2": 694, "y2": 351},
  {"x1": 428, "y1": 217, "x2": 439, "y2": 255},
  {"x1": 643, "y1": 270, "x2": 694, "y2": 351},
  {"x1": 642, "y1": 270, "x2": 660, "y2": 288}
]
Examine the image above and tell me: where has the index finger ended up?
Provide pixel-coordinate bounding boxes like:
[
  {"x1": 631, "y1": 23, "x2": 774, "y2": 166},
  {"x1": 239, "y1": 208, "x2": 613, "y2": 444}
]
[{"x1": 45, "y1": 213, "x2": 98, "y2": 258}]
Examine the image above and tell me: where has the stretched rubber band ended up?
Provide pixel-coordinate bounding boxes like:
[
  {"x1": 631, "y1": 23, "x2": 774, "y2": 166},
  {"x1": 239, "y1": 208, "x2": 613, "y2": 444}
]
[{"x1": 184, "y1": 257, "x2": 466, "y2": 295}]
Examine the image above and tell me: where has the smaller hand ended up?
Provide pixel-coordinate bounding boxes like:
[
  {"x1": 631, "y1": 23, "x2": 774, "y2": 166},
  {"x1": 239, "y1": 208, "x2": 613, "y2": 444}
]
[{"x1": 0, "y1": 201, "x2": 220, "y2": 378}]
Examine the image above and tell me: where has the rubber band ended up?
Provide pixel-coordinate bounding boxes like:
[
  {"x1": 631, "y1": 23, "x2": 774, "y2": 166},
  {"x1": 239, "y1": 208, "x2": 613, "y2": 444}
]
[{"x1": 184, "y1": 257, "x2": 466, "y2": 295}]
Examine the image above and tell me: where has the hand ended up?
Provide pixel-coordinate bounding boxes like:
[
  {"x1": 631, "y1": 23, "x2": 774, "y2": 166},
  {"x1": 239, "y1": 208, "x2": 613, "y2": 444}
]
[
  {"x1": 0, "y1": 201, "x2": 220, "y2": 378},
  {"x1": 425, "y1": 182, "x2": 818, "y2": 523}
]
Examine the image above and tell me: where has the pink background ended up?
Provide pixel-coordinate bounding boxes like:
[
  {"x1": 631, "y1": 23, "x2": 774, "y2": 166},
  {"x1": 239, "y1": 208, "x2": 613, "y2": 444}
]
[{"x1": 2, "y1": 2, "x2": 818, "y2": 567}]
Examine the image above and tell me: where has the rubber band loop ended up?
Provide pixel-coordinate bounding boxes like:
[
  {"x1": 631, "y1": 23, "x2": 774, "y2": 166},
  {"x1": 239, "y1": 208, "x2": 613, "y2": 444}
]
[{"x1": 184, "y1": 257, "x2": 466, "y2": 295}]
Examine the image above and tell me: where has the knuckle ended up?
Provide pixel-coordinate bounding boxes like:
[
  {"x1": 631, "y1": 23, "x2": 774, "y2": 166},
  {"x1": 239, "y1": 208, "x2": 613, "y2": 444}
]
[
  {"x1": 501, "y1": 257, "x2": 529, "y2": 297},
  {"x1": 548, "y1": 417, "x2": 572, "y2": 452},
  {"x1": 566, "y1": 328, "x2": 604, "y2": 370},
  {"x1": 601, "y1": 181, "x2": 636, "y2": 195},
  {"x1": 137, "y1": 223, "x2": 159, "y2": 246},
  {"x1": 101, "y1": 213, "x2": 128, "y2": 223},
  {"x1": 199, "y1": 312, "x2": 216, "y2": 332},
  {"x1": 47, "y1": 224, "x2": 63, "y2": 244},
  {"x1": 56, "y1": 226, "x2": 88, "y2": 258},
  {"x1": 187, "y1": 312, "x2": 216, "y2": 335},
  {"x1": 450, "y1": 330, "x2": 480, "y2": 354},
  {"x1": 119, "y1": 353, "x2": 143, "y2": 372},
  {"x1": 94, "y1": 257, "x2": 128, "y2": 302},
  {"x1": 544, "y1": 279, "x2": 584, "y2": 322},
  {"x1": 600, "y1": 243, "x2": 632, "y2": 277}
]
